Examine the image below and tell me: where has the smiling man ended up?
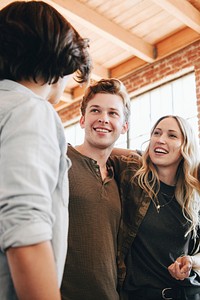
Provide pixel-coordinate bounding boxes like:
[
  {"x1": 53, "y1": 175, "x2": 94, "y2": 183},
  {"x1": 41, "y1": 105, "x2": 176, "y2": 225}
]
[{"x1": 61, "y1": 78, "x2": 131, "y2": 300}]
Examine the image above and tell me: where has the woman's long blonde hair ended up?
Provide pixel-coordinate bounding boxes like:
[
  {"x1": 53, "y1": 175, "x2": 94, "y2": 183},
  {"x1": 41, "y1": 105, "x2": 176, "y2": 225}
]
[{"x1": 135, "y1": 115, "x2": 200, "y2": 237}]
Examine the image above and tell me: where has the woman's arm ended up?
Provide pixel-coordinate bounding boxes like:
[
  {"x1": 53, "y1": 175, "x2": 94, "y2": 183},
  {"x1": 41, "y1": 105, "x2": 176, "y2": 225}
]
[{"x1": 168, "y1": 253, "x2": 200, "y2": 280}]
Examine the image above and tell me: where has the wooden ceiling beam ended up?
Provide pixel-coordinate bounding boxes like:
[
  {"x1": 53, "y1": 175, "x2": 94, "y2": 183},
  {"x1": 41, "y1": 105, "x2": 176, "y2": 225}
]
[
  {"x1": 110, "y1": 27, "x2": 200, "y2": 79},
  {"x1": 91, "y1": 62, "x2": 109, "y2": 80},
  {"x1": 72, "y1": 27, "x2": 200, "y2": 97},
  {"x1": 49, "y1": 0, "x2": 156, "y2": 62},
  {"x1": 111, "y1": 57, "x2": 146, "y2": 79},
  {"x1": 152, "y1": 0, "x2": 200, "y2": 33},
  {"x1": 73, "y1": 84, "x2": 88, "y2": 101},
  {"x1": 157, "y1": 27, "x2": 200, "y2": 57}
]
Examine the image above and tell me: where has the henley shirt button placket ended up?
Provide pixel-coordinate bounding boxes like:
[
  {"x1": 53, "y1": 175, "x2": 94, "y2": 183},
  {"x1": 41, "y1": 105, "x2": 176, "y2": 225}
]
[
  {"x1": 95, "y1": 166, "x2": 100, "y2": 174},
  {"x1": 91, "y1": 159, "x2": 100, "y2": 175}
]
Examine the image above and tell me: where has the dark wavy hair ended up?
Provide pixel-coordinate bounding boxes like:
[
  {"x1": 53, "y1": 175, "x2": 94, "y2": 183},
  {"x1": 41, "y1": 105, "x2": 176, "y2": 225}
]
[{"x1": 0, "y1": 1, "x2": 92, "y2": 84}]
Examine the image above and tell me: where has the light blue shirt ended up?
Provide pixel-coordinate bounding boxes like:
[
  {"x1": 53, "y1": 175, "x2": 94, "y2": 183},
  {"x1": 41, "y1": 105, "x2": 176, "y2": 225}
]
[{"x1": 0, "y1": 80, "x2": 70, "y2": 299}]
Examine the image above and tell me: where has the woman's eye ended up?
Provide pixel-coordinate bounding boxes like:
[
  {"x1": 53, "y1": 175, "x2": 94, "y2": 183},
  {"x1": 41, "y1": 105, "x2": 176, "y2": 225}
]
[
  {"x1": 110, "y1": 111, "x2": 118, "y2": 116},
  {"x1": 153, "y1": 131, "x2": 160, "y2": 136},
  {"x1": 169, "y1": 134, "x2": 177, "y2": 138},
  {"x1": 91, "y1": 109, "x2": 99, "y2": 113}
]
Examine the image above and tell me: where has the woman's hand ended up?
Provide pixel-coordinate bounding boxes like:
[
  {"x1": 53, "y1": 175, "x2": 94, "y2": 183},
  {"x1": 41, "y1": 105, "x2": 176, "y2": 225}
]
[{"x1": 168, "y1": 256, "x2": 192, "y2": 280}]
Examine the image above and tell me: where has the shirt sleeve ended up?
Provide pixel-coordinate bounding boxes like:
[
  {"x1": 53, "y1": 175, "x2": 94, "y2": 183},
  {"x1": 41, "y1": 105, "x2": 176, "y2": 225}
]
[
  {"x1": 110, "y1": 154, "x2": 141, "y2": 183},
  {"x1": 0, "y1": 98, "x2": 61, "y2": 251}
]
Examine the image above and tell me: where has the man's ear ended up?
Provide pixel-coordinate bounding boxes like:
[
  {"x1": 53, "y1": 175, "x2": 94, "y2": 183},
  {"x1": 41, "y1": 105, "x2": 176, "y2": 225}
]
[
  {"x1": 79, "y1": 115, "x2": 85, "y2": 129},
  {"x1": 121, "y1": 121, "x2": 129, "y2": 134}
]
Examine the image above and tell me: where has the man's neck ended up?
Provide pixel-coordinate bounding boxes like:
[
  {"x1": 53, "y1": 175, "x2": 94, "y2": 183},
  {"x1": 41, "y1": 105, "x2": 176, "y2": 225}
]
[
  {"x1": 75, "y1": 143, "x2": 112, "y2": 169},
  {"x1": 18, "y1": 79, "x2": 50, "y2": 99}
]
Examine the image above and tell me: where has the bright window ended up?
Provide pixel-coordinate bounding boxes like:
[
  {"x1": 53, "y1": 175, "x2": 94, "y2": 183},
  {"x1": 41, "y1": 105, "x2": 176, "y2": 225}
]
[{"x1": 129, "y1": 72, "x2": 199, "y2": 151}]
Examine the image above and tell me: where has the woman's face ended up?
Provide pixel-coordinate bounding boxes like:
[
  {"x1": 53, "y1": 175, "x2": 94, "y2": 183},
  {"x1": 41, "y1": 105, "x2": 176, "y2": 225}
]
[{"x1": 149, "y1": 117, "x2": 183, "y2": 172}]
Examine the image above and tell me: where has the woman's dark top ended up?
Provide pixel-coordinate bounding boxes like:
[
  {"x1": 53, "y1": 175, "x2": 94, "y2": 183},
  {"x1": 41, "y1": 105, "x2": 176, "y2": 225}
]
[
  {"x1": 111, "y1": 154, "x2": 200, "y2": 293},
  {"x1": 124, "y1": 181, "x2": 200, "y2": 291}
]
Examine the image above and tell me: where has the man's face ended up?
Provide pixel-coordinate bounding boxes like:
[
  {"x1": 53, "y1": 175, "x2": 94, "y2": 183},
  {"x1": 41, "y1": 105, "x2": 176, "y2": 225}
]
[
  {"x1": 48, "y1": 75, "x2": 71, "y2": 105},
  {"x1": 80, "y1": 93, "x2": 128, "y2": 150}
]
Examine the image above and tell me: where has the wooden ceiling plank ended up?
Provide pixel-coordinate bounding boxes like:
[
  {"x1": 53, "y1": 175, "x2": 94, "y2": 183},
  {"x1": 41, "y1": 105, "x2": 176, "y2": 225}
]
[
  {"x1": 110, "y1": 57, "x2": 146, "y2": 79},
  {"x1": 111, "y1": 27, "x2": 200, "y2": 79},
  {"x1": 92, "y1": 61, "x2": 109, "y2": 79},
  {"x1": 157, "y1": 27, "x2": 200, "y2": 57},
  {"x1": 50, "y1": 0, "x2": 156, "y2": 62},
  {"x1": 152, "y1": 0, "x2": 200, "y2": 33},
  {"x1": 73, "y1": 84, "x2": 88, "y2": 100}
]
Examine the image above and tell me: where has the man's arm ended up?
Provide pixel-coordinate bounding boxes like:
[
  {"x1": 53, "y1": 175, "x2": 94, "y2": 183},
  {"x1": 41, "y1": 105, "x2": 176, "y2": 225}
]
[
  {"x1": 7, "y1": 241, "x2": 61, "y2": 300},
  {"x1": 111, "y1": 147, "x2": 141, "y2": 156}
]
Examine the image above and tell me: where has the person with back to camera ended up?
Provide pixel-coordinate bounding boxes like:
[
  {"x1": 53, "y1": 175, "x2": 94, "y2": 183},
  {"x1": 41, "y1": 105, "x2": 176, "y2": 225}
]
[
  {"x1": 0, "y1": 1, "x2": 91, "y2": 300},
  {"x1": 61, "y1": 78, "x2": 131, "y2": 300},
  {"x1": 111, "y1": 115, "x2": 200, "y2": 300}
]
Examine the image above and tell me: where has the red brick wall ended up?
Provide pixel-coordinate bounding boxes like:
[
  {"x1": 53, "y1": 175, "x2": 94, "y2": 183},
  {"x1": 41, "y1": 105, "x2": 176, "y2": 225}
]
[
  {"x1": 60, "y1": 39, "x2": 200, "y2": 139},
  {"x1": 59, "y1": 101, "x2": 81, "y2": 124},
  {"x1": 123, "y1": 40, "x2": 200, "y2": 139}
]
